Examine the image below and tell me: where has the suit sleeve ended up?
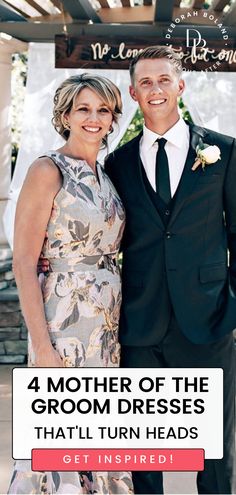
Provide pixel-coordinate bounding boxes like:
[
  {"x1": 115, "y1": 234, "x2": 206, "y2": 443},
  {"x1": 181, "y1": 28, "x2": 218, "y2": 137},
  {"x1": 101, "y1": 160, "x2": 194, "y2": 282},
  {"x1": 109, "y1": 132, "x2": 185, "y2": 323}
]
[
  {"x1": 104, "y1": 152, "x2": 126, "y2": 253},
  {"x1": 224, "y1": 138, "x2": 236, "y2": 294},
  {"x1": 104, "y1": 153, "x2": 115, "y2": 182}
]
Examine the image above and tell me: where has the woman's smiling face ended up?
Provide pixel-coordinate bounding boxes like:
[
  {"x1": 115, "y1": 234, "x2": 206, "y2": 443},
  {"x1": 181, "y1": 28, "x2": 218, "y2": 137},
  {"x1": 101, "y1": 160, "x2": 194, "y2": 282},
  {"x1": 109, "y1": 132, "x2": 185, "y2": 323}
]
[{"x1": 64, "y1": 87, "x2": 113, "y2": 145}]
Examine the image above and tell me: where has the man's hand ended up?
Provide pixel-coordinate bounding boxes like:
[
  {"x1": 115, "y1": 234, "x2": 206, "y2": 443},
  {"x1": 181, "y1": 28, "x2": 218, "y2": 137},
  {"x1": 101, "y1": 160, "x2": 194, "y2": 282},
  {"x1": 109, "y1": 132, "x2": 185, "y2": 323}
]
[{"x1": 37, "y1": 255, "x2": 50, "y2": 274}]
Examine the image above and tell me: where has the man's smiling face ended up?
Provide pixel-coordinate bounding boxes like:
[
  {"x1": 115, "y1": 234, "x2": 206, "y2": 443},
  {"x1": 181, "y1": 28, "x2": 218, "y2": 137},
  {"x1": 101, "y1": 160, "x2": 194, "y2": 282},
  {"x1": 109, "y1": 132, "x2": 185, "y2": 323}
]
[{"x1": 129, "y1": 58, "x2": 185, "y2": 132}]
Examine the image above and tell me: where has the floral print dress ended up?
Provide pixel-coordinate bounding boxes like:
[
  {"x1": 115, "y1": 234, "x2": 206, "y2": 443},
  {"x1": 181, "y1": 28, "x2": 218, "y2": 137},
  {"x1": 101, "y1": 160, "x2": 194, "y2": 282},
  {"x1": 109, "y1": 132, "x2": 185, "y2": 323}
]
[{"x1": 8, "y1": 152, "x2": 133, "y2": 495}]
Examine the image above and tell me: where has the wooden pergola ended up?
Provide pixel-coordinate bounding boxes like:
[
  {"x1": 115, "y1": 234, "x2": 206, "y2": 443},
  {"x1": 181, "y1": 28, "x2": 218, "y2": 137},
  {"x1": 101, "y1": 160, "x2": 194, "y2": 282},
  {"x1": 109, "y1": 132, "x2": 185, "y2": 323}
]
[{"x1": 0, "y1": 0, "x2": 236, "y2": 41}]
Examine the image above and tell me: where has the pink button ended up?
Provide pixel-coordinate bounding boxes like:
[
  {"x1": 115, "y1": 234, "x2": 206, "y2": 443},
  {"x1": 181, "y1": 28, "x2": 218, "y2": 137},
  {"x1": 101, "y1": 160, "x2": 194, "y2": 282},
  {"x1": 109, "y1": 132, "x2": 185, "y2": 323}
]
[{"x1": 32, "y1": 448, "x2": 204, "y2": 471}]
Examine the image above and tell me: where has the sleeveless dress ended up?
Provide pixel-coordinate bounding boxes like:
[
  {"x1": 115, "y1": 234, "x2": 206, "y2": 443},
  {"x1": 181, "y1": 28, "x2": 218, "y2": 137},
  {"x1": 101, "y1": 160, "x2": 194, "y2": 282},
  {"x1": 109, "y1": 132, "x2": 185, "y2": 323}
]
[{"x1": 8, "y1": 152, "x2": 133, "y2": 495}]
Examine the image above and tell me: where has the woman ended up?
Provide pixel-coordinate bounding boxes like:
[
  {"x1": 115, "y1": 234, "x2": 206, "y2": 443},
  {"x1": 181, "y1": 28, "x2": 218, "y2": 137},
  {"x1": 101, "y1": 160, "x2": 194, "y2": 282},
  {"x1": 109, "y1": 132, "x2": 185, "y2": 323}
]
[{"x1": 8, "y1": 74, "x2": 133, "y2": 494}]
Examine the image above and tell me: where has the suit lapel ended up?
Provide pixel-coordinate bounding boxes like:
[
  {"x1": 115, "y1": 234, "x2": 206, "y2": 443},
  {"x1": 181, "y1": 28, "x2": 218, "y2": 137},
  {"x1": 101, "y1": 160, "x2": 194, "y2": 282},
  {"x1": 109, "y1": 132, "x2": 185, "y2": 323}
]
[
  {"x1": 129, "y1": 133, "x2": 165, "y2": 229},
  {"x1": 128, "y1": 124, "x2": 209, "y2": 230},
  {"x1": 168, "y1": 124, "x2": 209, "y2": 227}
]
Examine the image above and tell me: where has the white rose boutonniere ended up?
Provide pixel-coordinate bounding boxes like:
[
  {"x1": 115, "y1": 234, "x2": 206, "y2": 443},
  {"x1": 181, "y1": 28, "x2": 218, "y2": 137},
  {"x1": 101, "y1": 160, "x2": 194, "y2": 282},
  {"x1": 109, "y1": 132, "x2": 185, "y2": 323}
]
[{"x1": 192, "y1": 141, "x2": 221, "y2": 171}]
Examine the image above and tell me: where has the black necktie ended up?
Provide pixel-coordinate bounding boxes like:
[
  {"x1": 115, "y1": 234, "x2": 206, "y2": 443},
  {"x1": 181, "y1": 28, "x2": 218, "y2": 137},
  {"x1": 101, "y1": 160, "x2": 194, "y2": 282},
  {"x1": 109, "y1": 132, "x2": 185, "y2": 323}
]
[{"x1": 155, "y1": 138, "x2": 171, "y2": 204}]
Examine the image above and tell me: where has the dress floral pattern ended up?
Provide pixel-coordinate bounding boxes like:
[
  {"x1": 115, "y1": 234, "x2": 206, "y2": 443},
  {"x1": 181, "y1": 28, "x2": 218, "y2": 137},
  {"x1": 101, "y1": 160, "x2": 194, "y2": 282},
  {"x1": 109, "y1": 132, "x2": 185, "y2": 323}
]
[{"x1": 8, "y1": 152, "x2": 133, "y2": 495}]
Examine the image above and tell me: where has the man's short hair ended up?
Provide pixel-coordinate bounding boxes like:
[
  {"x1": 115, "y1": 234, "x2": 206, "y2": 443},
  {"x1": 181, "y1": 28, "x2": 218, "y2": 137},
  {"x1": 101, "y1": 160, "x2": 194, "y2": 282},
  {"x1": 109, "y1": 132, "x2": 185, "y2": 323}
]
[{"x1": 129, "y1": 45, "x2": 183, "y2": 84}]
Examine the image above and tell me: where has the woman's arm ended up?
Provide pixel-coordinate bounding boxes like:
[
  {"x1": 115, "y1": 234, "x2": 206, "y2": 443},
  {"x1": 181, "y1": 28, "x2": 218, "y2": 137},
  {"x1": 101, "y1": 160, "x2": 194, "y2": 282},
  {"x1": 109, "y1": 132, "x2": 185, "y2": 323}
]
[{"x1": 13, "y1": 158, "x2": 63, "y2": 367}]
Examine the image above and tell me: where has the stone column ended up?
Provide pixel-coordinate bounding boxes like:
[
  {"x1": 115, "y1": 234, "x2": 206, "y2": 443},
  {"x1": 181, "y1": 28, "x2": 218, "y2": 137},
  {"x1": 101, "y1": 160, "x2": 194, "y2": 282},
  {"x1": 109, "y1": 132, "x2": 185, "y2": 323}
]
[{"x1": 0, "y1": 33, "x2": 27, "y2": 246}]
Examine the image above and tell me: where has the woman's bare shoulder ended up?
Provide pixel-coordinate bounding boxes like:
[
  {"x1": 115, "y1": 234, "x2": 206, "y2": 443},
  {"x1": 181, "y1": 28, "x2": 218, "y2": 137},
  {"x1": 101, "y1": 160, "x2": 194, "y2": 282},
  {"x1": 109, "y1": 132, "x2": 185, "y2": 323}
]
[
  {"x1": 29, "y1": 156, "x2": 60, "y2": 175},
  {"x1": 26, "y1": 156, "x2": 61, "y2": 187}
]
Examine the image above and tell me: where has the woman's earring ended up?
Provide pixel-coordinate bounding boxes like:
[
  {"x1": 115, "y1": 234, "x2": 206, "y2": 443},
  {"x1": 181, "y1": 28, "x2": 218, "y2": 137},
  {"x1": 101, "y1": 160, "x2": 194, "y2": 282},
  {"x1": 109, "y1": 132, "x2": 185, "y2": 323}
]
[
  {"x1": 109, "y1": 125, "x2": 114, "y2": 134},
  {"x1": 64, "y1": 121, "x2": 71, "y2": 130}
]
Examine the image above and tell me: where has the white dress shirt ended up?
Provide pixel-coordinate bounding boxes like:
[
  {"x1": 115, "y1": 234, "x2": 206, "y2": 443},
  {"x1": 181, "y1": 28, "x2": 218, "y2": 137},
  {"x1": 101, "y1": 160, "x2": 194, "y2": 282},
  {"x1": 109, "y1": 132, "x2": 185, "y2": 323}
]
[{"x1": 140, "y1": 118, "x2": 190, "y2": 197}]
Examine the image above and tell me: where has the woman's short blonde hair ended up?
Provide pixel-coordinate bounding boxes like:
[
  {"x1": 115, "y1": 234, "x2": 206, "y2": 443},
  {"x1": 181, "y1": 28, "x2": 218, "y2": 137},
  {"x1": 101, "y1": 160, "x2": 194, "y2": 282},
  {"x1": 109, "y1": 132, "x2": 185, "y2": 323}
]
[{"x1": 52, "y1": 73, "x2": 122, "y2": 143}]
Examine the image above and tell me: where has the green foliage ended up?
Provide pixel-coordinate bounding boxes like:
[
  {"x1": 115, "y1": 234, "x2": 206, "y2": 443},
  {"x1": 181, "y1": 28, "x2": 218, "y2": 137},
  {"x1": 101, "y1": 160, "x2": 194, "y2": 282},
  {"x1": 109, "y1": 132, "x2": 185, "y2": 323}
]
[
  {"x1": 118, "y1": 108, "x2": 144, "y2": 147},
  {"x1": 178, "y1": 97, "x2": 193, "y2": 124}
]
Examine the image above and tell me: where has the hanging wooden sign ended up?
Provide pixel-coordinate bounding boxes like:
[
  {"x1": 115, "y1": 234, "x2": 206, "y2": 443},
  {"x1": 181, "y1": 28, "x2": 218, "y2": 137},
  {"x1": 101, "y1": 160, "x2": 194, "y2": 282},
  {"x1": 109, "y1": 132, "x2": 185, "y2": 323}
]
[{"x1": 55, "y1": 34, "x2": 236, "y2": 72}]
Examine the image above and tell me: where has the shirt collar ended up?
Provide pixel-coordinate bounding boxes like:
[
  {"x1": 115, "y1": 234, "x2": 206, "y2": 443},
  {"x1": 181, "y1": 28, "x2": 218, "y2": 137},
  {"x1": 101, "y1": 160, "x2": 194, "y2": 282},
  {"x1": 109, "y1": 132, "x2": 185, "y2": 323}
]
[{"x1": 142, "y1": 118, "x2": 189, "y2": 150}]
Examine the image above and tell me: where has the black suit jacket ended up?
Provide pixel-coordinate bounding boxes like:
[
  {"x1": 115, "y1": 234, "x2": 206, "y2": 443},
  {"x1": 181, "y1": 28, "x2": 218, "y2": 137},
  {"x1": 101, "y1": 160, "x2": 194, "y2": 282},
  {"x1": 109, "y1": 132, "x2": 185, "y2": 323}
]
[{"x1": 105, "y1": 124, "x2": 236, "y2": 345}]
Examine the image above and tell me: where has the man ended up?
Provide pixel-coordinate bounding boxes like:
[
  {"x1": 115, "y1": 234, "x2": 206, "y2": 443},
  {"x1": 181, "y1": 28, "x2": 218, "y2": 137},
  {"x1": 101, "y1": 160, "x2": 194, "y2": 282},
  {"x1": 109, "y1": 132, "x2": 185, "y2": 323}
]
[{"x1": 105, "y1": 46, "x2": 236, "y2": 494}]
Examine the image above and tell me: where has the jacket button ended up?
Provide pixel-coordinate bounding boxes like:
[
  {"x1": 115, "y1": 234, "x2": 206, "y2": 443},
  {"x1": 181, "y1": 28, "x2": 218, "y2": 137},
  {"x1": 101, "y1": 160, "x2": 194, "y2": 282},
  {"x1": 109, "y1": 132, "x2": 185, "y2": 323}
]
[
  {"x1": 166, "y1": 231, "x2": 172, "y2": 239},
  {"x1": 165, "y1": 210, "x2": 170, "y2": 216}
]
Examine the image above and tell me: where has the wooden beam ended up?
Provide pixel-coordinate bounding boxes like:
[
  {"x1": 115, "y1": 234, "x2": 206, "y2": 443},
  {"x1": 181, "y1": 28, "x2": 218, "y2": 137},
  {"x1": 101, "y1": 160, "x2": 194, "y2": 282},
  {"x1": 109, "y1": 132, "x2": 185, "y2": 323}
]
[
  {"x1": 28, "y1": 12, "x2": 72, "y2": 23},
  {"x1": 50, "y1": 0, "x2": 62, "y2": 9},
  {"x1": 0, "y1": 20, "x2": 235, "y2": 42},
  {"x1": 210, "y1": 0, "x2": 229, "y2": 11},
  {"x1": 0, "y1": 6, "x2": 227, "y2": 27},
  {"x1": 192, "y1": 0, "x2": 205, "y2": 8},
  {"x1": 100, "y1": 5, "x2": 227, "y2": 23},
  {"x1": 0, "y1": 0, "x2": 27, "y2": 21},
  {"x1": 154, "y1": 0, "x2": 175, "y2": 22},
  {"x1": 100, "y1": 5, "x2": 154, "y2": 22},
  {"x1": 2, "y1": 0, "x2": 30, "y2": 18},
  {"x1": 24, "y1": 0, "x2": 50, "y2": 16},
  {"x1": 120, "y1": 0, "x2": 132, "y2": 6},
  {"x1": 98, "y1": 0, "x2": 110, "y2": 8},
  {"x1": 101, "y1": 5, "x2": 221, "y2": 24},
  {"x1": 61, "y1": 0, "x2": 102, "y2": 22}
]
